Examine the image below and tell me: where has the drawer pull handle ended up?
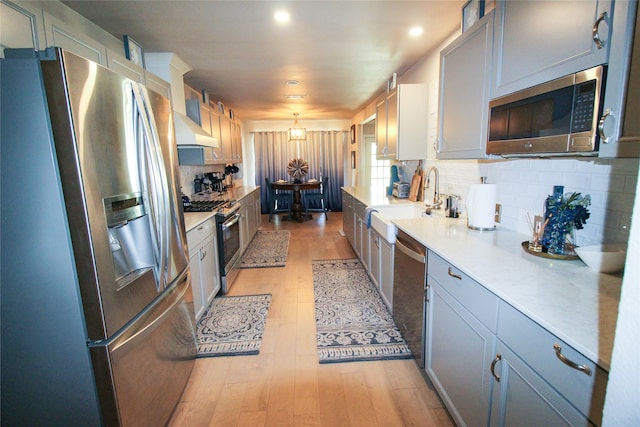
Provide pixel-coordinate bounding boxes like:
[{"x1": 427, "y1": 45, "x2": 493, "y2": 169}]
[
  {"x1": 553, "y1": 343, "x2": 592, "y2": 376},
  {"x1": 447, "y1": 267, "x2": 462, "y2": 280},
  {"x1": 490, "y1": 353, "x2": 502, "y2": 382}
]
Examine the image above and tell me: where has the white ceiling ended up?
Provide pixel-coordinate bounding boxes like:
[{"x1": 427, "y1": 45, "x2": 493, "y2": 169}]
[{"x1": 62, "y1": 0, "x2": 464, "y2": 121}]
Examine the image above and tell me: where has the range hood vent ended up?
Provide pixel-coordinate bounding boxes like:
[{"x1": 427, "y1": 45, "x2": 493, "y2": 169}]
[{"x1": 173, "y1": 111, "x2": 219, "y2": 148}]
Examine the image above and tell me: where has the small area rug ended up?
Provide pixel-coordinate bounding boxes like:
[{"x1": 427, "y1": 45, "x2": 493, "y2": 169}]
[
  {"x1": 312, "y1": 259, "x2": 413, "y2": 364},
  {"x1": 240, "y1": 230, "x2": 291, "y2": 268},
  {"x1": 196, "y1": 294, "x2": 271, "y2": 357}
]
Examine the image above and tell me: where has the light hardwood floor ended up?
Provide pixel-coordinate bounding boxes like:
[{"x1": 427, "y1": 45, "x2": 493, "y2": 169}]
[{"x1": 169, "y1": 211, "x2": 453, "y2": 427}]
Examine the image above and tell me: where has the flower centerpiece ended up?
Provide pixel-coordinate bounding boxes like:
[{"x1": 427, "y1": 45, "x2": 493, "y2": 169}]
[
  {"x1": 224, "y1": 163, "x2": 239, "y2": 187},
  {"x1": 541, "y1": 185, "x2": 591, "y2": 255},
  {"x1": 287, "y1": 158, "x2": 309, "y2": 183}
]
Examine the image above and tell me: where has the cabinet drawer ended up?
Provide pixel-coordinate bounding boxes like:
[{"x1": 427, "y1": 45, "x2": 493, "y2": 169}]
[
  {"x1": 497, "y1": 302, "x2": 608, "y2": 425},
  {"x1": 187, "y1": 218, "x2": 215, "y2": 250},
  {"x1": 427, "y1": 252, "x2": 499, "y2": 332}
]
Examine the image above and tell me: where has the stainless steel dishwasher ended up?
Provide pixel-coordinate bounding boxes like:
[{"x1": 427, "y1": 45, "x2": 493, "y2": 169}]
[{"x1": 393, "y1": 229, "x2": 427, "y2": 368}]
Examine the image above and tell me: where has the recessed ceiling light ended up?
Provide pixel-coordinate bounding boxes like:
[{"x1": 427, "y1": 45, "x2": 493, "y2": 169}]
[
  {"x1": 274, "y1": 10, "x2": 290, "y2": 23},
  {"x1": 284, "y1": 94, "x2": 305, "y2": 99},
  {"x1": 285, "y1": 80, "x2": 300, "y2": 86},
  {"x1": 409, "y1": 26, "x2": 424, "y2": 37}
]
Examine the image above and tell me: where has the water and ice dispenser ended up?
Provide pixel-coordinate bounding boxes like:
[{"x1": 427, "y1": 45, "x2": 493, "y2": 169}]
[{"x1": 104, "y1": 193, "x2": 156, "y2": 290}]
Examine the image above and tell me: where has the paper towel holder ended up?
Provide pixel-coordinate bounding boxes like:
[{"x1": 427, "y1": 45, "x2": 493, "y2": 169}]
[{"x1": 467, "y1": 178, "x2": 497, "y2": 231}]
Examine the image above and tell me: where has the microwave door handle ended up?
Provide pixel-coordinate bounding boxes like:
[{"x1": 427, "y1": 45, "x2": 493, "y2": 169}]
[{"x1": 133, "y1": 85, "x2": 167, "y2": 291}]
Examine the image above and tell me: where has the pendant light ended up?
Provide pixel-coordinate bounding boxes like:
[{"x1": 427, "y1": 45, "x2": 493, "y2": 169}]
[{"x1": 288, "y1": 113, "x2": 307, "y2": 142}]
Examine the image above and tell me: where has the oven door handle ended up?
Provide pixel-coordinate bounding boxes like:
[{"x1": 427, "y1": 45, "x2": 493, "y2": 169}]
[{"x1": 222, "y1": 213, "x2": 241, "y2": 230}]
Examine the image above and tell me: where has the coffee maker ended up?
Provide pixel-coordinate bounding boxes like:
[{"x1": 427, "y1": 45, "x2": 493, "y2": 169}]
[{"x1": 206, "y1": 172, "x2": 225, "y2": 193}]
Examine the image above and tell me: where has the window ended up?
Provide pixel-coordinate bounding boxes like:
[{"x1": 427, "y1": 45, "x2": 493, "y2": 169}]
[{"x1": 370, "y1": 142, "x2": 391, "y2": 194}]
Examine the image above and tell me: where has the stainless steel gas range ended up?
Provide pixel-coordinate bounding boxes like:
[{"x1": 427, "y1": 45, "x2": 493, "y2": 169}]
[{"x1": 183, "y1": 196, "x2": 242, "y2": 294}]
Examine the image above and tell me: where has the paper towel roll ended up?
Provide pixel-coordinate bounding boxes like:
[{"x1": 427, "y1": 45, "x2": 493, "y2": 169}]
[{"x1": 467, "y1": 183, "x2": 497, "y2": 230}]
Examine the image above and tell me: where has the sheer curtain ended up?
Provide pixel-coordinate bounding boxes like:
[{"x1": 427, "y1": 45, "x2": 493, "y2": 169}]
[{"x1": 253, "y1": 130, "x2": 347, "y2": 213}]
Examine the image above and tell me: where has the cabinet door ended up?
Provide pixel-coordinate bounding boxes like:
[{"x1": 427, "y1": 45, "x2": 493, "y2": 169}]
[
  {"x1": 106, "y1": 48, "x2": 145, "y2": 83},
  {"x1": 209, "y1": 108, "x2": 223, "y2": 162},
  {"x1": 598, "y1": 0, "x2": 640, "y2": 158},
  {"x1": 492, "y1": 0, "x2": 611, "y2": 99},
  {"x1": 219, "y1": 114, "x2": 233, "y2": 162},
  {"x1": 385, "y1": 91, "x2": 398, "y2": 158},
  {"x1": 201, "y1": 237, "x2": 220, "y2": 304},
  {"x1": 379, "y1": 237, "x2": 393, "y2": 309},
  {"x1": 425, "y1": 279, "x2": 495, "y2": 427},
  {"x1": 370, "y1": 233, "x2": 381, "y2": 289},
  {"x1": 342, "y1": 192, "x2": 355, "y2": 248},
  {"x1": 1, "y1": 1, "x2": 46, "y2": 51},
  {"x1": 232, "y1": 121, "x2": 243, "y2": 162},
  {"x1": 43, "y1": 11, "x2": 106, "y2": 65},
  {"x1": 354, "y1": 214, "x2": 363, "y2": 258},
  {"x1": 144, "y1": 71, "x2": 171, "y2": 99},
  {"x1": 375, "y1": 99, "x2": 387, "y2": 156},
  {"x1": 189, "y1": 249, "x2": 205, "y2": 321},
  {"x1": 396, "y1": 84, "x2": 428, "y2": 160},
  {"x1": 489, "y1": 342, "x2": 589, "y2": 427},
  {"x1": 438, "y1": 11, "x2": 493, "y2": 159}
]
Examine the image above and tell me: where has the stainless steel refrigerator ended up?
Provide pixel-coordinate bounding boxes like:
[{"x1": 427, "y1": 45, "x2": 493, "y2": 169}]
[{"x1": 1, "y1": 48, "x2": 196, "y2": 426}]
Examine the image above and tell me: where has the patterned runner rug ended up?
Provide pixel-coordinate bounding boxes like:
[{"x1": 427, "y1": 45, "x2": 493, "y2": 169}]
[
  {"x1": 312, "y1": 259, "x2": 413, "y2": 364},
  {"x1": 196, "y1": 294, "x2": 271, "y2": 357},
  {"x1": 240, "y1": 230, "x2": 291, "y2": 268}
]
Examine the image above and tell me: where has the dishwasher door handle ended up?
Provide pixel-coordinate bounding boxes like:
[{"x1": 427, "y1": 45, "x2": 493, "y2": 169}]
[{"x1": 395, "y1": 239, "x2": 426, "y2": 264}]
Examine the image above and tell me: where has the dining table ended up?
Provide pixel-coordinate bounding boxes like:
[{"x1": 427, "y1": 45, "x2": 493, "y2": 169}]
[{"x1": 271, "y1": 180, "x2": 321, "y2": 222}]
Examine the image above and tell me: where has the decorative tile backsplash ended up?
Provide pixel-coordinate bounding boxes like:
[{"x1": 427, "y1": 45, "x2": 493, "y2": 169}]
[{"x1": 425, "y1": 158, "x2": 639, "y2": 246}]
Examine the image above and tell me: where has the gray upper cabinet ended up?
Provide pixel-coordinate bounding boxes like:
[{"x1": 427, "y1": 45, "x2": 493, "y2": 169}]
[
  {"x1": 492, "y1": 0, "x2": 611, "y2": 99},
  {"x1": 598, "y1": 0, "x2": 640, "y2": 158},
  {"x1": 376, "y1": 84, "x2": 428, "y2": 161},
  {"x1": 437, "y1": 10, "x2": 494, "y2": 159}
]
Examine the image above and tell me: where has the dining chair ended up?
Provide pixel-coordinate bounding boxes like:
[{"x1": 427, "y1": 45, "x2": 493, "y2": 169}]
[
  {"x1": 303, "y1": 176, "x2": 329, "y2": 219},
  {"x1": 265, "y1": 178, "x2": 293, "y2": 221}
]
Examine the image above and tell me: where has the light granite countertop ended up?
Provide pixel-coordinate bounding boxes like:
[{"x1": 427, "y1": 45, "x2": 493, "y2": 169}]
[
  {"x1": 341, "y1": 187, "x2": 622, "y2": 370},
  {"x1": 183, "y1": 186, "x2": 260, "y2": 232}
]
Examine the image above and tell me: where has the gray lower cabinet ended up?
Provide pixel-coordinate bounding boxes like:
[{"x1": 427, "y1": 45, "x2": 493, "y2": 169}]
[
  {"x1": 426, "y1": 252, "x2": 498, "y2": 427},
  {"x1": 426, "y1": 251, "x2": 608, "y2": 427},
  {"x1": 490, "y1": 302, "x2": 608, "y2": 427},
  {"x1": 489, "y1": 341, "x2": 589, "y2": 427},
  {"x1": 341, "y1": 191, "x2": 355, "y2": 248},
  {"x1": 353, "y1": 200, "x2": 366, "y2": 259},
  {"x1": 369, "y1": 230, "x2": 394, "y2": 309},
  {"x1": 239, "y1": 189, "x2": 260, "y2": 253},
  {"x1": 187, "y1": 218, "x2": 220, "y2": 321}
]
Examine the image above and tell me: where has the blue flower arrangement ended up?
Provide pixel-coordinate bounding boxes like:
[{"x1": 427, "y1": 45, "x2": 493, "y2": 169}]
[{"x1": 542, "y1": 186, "x2": 591, "y2": 255}]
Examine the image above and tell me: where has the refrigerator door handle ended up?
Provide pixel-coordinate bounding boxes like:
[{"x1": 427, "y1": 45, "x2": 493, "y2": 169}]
[
  {"x1": 134, "y1": 84, "x2": 173, "y2": 289},
  {"x1": 132, "y1": 84, "x2": 168, "y2": 290}
]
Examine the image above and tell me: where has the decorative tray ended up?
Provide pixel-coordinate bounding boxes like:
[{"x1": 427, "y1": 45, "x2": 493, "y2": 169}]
[{"x1": 521, "y1": 241, "x2": 579, "y2": 260}]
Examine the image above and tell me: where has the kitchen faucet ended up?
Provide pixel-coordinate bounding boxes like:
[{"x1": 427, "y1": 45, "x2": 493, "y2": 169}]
[{"x1": 425, "y1": 166, "x2": 443, "y2": 209}]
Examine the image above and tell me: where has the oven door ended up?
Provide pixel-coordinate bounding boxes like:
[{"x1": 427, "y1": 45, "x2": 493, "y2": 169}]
[{"x1": 217, "y1": 209, "x2": 241, "y2": 293}]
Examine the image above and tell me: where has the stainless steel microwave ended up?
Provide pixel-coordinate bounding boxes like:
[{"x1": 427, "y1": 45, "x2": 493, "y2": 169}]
[{"x1": 486, "y1": 65, "x2": 605, "y2": 157}]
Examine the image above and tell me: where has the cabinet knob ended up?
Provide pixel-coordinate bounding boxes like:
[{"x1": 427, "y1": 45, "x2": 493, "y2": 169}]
[
  {"x1": 553, "y1": 343, "x2": 592, "y2": 376},
  {"x1": 200, "y1": 249, "x2": 207, "y2": 261},
  {"x1": 592, "y1": 11, "x2": 608, "y2": 50}
]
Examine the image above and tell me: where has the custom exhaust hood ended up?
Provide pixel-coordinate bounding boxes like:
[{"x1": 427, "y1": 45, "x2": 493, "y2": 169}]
[{"x1": 173, "y1": 111, "x2": 219, "y2": 147}]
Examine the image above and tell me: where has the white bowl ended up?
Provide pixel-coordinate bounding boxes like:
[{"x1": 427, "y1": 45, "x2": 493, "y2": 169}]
[{"x1": 574, "y1": 244, "x2": 627, "y2": 273}]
